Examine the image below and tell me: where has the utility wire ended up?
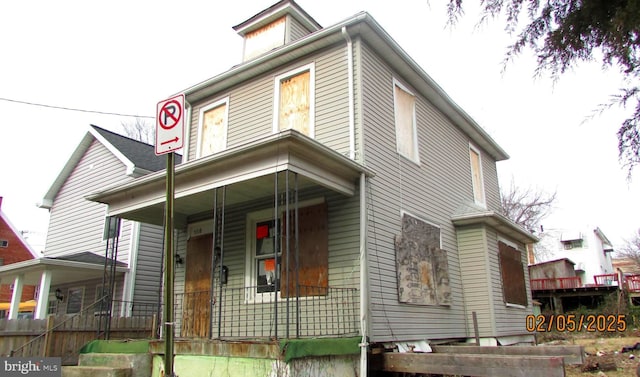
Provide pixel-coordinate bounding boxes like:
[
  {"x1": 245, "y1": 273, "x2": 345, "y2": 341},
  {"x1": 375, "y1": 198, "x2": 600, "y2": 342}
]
[{"x1": 0, "y1": 96, "x2": 154, "y2": 119}]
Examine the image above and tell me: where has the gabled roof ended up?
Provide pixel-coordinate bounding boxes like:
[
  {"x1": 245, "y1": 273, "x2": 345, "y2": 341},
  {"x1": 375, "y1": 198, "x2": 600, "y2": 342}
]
[
  {"x1": 38, "y1": 125, "x2": 181, "y2": 209},
  {"x1": 183, "y1": 10, "x2": 508, "y2": 161},
  {"x1": 0, "y1": 200, "x2": 40, "y2": 259}
]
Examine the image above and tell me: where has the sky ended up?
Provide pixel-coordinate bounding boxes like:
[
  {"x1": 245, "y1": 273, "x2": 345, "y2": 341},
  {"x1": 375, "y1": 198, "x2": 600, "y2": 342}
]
[{"x1": 0, "y1": 0, "x2": 638, "y2": 253}]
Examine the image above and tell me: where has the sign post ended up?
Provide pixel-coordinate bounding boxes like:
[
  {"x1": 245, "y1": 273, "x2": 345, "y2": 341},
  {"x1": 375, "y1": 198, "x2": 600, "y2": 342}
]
[{"x1": 155, "y1": 94, "x2": 184, "y2": 377}]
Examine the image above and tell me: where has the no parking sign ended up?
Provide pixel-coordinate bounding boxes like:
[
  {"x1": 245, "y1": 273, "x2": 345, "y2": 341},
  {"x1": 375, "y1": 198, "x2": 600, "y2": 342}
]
[{"x1": 155, "y1": 94, "x2": 185, "y2": 155}]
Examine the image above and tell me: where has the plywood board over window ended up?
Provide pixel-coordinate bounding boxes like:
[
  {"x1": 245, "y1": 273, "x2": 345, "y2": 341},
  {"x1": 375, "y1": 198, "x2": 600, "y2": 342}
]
[
  {"x1": 469, "y1": 145, "x2": 485, "y2": 206},
  {"x1": 281, "y1": 202, "x2": 328, "y2": 298},
  {"x1": 499, "y1": 241, "x2": 528, "y2": 306},
  {"x1": 198, "y1": 99, "x2": 228, "y2": 157},
  {"x1": 395, "y1": 213, "x2": 451, "y2": 306},
  {"x1": 393, "y1": 80, "x2": 419, "y2": 163},
  {"x1": 274, "y1": 64, "x2": 314, "y2": 138}
]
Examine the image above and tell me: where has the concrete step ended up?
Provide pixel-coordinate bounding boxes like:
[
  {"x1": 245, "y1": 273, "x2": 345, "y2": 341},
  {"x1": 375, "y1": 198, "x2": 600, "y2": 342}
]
[
  {"x1": 62, "y1": 366, "x2": 132, "y2": 377},
  {"x1": 78, "y1": 353, "x2": 151, "y2": 377}
]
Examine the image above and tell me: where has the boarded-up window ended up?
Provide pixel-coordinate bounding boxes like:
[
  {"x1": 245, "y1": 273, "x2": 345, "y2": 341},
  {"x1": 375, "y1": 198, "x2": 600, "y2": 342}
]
[
  {"x1": 281, "y1": 203, "x2": 328, "y2": 297},
  {"x1": 395, "y1": 213, "x2": 450, "y2": 305},
  {"x1": 279, "y1": 71, "x2": 310, "y2": 135},
  {"x1": 198, "y1": 100, "x2": 228, "y2": 157},
  {"x1": 394, "y1": 81, "x2": 419, "y2": 163},
  {"x1": 249, "y1": 202, "x2": 328, "y2": 299},
  {"x1": 499, "y1": 241, "x2": 528, "y2": 306},
  {"x1": 243, "y1": 16, "x2": 286, "y2": 61},
  {"x1": 469, "y1": 146, "x2": 485, "y2": 205}
]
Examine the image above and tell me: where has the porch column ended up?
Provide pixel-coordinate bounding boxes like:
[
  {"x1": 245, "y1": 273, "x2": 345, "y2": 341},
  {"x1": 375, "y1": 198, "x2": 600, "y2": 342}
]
[
  {"x1": 8, "y1": 274, "x2": 24, "y2": 320},
  {"x1": 34, "y1": 270, "x2": 52, "y2": 319}
]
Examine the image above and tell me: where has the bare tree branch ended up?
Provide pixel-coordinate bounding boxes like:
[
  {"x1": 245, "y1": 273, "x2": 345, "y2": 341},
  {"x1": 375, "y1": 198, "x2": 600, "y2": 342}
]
[
  {"x1": 122, "y1": 117, "x2": 155, "y2": 144},
  {"x1": 500, "y1": 181, "x2": 557, "y2": 234}
]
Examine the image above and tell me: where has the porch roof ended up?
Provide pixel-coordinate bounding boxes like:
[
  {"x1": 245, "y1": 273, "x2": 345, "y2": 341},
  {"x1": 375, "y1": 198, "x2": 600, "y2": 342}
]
[
  {"x1": 0, "y1": 257, "x2": 128, "y2": 286},
  {"x1": 86, "y1": 130, "x2": 374, "y2": 227}
]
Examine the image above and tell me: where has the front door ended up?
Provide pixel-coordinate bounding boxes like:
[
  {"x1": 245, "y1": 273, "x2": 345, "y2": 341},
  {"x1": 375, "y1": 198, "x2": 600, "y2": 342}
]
[{"x1": 181, "y1": 235, "x2": 213, "y2": 338}]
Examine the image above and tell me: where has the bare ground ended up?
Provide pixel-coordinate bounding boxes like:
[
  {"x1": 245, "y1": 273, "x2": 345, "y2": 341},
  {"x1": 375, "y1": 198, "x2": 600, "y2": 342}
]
[{"x1": 538, "y1": 330, "x2": 640, "y2": 377}]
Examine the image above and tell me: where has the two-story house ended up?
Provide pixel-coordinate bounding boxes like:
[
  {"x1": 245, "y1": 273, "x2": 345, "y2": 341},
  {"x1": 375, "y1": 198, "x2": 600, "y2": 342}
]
[
  {"x1": 533, "y1": 226, "x2": 615, "y2": 286},
  {"x1": 0, "y1": 126, "x2": 173, "y2": 320},
  {"x1": 0, "y1": 197, "x2": 40, "y2": 318},
  {"x1": 88, "y1": 1, "x2": 536, "y2": 375}
]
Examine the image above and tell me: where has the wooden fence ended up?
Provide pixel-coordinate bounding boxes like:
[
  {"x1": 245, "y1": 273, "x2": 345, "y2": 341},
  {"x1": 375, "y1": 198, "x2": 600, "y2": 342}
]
[{"x1": 0, "y1": 314, "x2": 155, "y2": 364}]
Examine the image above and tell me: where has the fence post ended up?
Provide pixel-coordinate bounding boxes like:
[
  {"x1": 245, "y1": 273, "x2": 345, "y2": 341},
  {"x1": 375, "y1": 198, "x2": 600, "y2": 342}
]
[{"x1": 43, "y1": 315, "x2": 55, "y2": 357}]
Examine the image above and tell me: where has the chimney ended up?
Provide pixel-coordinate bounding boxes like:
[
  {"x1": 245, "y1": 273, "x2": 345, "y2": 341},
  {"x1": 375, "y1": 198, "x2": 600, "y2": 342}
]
[{"x1": 0, "y1": 196, "x2": 3, "y2": 210}]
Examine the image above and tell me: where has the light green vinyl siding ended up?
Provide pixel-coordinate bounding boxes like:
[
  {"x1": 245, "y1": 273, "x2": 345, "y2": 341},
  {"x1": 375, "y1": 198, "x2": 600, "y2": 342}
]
[{"x1": 456, "y1": 225, "x2": 496, "y2": 336}]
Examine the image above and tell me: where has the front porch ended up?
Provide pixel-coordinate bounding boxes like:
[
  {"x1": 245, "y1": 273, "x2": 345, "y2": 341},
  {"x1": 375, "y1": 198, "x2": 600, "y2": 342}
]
[
  {"x1": 174, "y1": 285, "x2": 359, "y2": 339},
  {"x1": 88, "y1": 130, "x2": 373, "y2": 343}
]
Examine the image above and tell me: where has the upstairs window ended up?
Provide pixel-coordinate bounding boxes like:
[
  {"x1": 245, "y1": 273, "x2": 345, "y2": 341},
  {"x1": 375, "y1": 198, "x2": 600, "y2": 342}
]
[
  {"x1": 563, "y1": 239, "x2": 583, "y2": 250},
  {"x1": 243, "y1": 16, "x2": 286, "y2": 61},
  {"x1": 198, "y1": 98, "x2": 229, "y2": 157},
  {"x1": 393, "y1": 79, "x2": 419, "y2": 163},
  {"x1": 469, "y1": 144, "x2": 485, "y2": 206},
  {"x1": 273, "y1": 64, "x2": 315, "y2": 138},
  {"x1": 0, "y1": 239, "x2": 8, "y2": 248}
]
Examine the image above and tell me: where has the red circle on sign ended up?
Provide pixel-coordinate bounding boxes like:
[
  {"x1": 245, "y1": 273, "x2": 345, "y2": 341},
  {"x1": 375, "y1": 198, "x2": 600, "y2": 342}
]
[{"x1": 159, "y1": 100, "x2": 182, "y2": 130}]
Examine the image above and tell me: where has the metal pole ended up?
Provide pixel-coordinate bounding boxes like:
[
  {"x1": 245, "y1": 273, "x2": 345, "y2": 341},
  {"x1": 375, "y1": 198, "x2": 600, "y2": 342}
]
[
  {"x1": 210, "y1": 188, "x2": 217, "y2": 339},
  {"x1": 285, "y1": 171, "x2": 290, "y2": 339},
  {"x1": 273, "y1": 171, "x2": 279, "y2": 339},
  {"x1": 217, "y1": 187, "x2": 226, "y2": 338},
  {"x1": 163, "y1": 152, "x2": 175, "y2": 377}
]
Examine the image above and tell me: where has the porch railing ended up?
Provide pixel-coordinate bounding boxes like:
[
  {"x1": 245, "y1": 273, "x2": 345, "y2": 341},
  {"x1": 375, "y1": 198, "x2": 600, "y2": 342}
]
[
  {"x1": 530, "y1": 277, "x2": 582, "y2": 290},
  {"x1": 172, "y1": 285, "x2": 359, "y2": 340}
]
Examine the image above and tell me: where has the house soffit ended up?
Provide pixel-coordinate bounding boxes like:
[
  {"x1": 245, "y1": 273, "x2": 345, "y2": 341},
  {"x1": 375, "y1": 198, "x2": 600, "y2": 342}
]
[
  {"x1": 451, "y1": 210, "x2": 538, "y2": 244},
  {"x1": 86, "y1": 131, "x2": 373, "y2": 227}
]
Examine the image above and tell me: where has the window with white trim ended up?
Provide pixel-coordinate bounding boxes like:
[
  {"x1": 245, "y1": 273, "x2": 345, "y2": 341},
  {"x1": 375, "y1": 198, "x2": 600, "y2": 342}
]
[
  {"x1": 197, "y1": 98, "x2": 229, "y2": 157},
  {"x1": 246, "y1": 201, "x2": 328, "y2": 300},
  {"x1": 469, "y1": 144, "x2": 485, "y2": 206},
  {"x1": 393, "y1": 79, "x2": 419, "y2": 163},
  {"x1": 273, "y1": 64, "x2": 315, "y2": 138},
  {"x1": 0, "y1": 239, "x2": 8, "y2": 248}
]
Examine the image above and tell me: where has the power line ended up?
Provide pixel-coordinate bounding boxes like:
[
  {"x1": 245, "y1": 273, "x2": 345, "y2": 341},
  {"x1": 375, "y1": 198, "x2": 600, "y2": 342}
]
[{"x1": 0, "y1": 97, "x2": 154, "y2": 119}]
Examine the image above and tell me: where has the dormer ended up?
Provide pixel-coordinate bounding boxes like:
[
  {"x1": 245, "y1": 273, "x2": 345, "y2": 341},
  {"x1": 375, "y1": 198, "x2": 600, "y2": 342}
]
[{"x1": 233, "y1": 0, "x2": 322, "y2": 62}]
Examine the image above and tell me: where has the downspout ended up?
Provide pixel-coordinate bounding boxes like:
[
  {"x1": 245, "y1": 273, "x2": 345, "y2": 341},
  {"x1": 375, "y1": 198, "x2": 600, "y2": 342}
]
[
  {"x1": 342, "y1": 26, "x2": 356, "y2": 160},
  {"x1": 358, "y1": 173, "x2": 369, "y2": 376},
  {"x1": 344, "y1": 25, "x2": 368, "y2": 375}
]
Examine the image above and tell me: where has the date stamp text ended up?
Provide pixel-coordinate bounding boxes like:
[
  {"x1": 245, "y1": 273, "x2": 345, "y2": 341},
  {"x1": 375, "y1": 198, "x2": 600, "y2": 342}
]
[{"x1": 526, "y1": 314, "x2": 627, "y2": 332}]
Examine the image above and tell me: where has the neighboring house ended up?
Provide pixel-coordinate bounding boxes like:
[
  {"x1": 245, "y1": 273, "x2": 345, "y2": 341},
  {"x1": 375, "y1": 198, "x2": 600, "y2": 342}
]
[
  {"x1": 0, "y1": 125, "x2": 175, "y2": 320},
  {"x1": 0, "y1": 197, "x2": 40, "y2": 317},
  {"x1": 88, "y1": 1, "x2": 536, "y2": 374},
  {"x1": 533, "y1": 227, "x2": 615, "y2": 286}
]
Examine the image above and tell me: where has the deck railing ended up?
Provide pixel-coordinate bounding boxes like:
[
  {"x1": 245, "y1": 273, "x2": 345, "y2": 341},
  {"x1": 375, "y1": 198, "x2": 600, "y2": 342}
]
[
  {"x1": 530, "y1": 277, "x2": 582, "y2": 290},
  {"x1": 627, "y1": 275, "x2": 640, "y2": 293},
  {"x1": 172, "y1": 285, "x2": 359, "y2": 340},
  {"x1": 593, "y1": 274, "x2": 619, "y2": 286}
]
